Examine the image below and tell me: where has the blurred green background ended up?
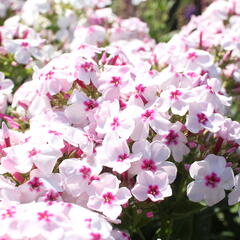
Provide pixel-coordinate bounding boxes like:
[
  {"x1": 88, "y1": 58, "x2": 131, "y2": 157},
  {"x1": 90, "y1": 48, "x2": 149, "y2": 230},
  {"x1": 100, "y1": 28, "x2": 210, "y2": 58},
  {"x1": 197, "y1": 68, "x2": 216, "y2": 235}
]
[{"x1": 112, "y1": 0, "x2": 214, "y2": 42}]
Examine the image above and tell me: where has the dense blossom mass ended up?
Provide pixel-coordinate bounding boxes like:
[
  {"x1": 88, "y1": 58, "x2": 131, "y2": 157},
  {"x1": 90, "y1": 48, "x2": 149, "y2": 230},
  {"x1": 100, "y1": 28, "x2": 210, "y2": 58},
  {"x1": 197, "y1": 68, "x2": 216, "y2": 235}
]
[{"x1": 0, "y1": 0, "x2": 240, "y2": 239}]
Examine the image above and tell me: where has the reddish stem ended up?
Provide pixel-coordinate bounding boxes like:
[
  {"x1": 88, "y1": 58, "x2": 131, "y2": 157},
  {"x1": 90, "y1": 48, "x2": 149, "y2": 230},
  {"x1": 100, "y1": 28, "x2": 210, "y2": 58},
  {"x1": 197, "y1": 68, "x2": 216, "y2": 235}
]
[{"x1": 213, "y1": 137, "x2": 224, "y2": 155}]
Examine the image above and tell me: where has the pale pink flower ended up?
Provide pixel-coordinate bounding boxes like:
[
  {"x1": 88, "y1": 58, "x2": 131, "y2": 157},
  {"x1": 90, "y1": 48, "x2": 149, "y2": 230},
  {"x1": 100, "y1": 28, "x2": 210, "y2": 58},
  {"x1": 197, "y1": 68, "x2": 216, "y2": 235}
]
[
  {"x1": 158, "y1": 86, "x2": 194, "y2": 115},
  {"x1": 186, "y1": 102, "x2": 224, "y2": 133},
  {"x1": 95, "y1": 100, "x2": 135, "y2": 139},
  {"x1": 218, "y1": 118, "x2": 240, "y2": 144},
  {"x1": 59, "y1": 158, "x2": 101, "y2": 197},
  {"x1": 187, "y1": 154, "x2": 234, "y2": 206},
  {"x1": 87, "y1": 173, "x2": 131, "y2": 220},
  {"x1": 64, "y1": 90, "x2": 98, "y2": 127},
  {"x1": 130, "y1": 140, "x2": 176, "y2": 183},
  {"x1": 98, "y1": 66, "x2": 132, "y2": 100},
  {"x1": 71, "y1": 25, "x2": 106, "y2": 48},
  {"x1": 99, "y1": 133, "x2": 142, "y2": 174},
  {"x1": 228, "y1": 174, "x2": 240, "y2": 206},
  {"x1": 155, "y1": 122, "x2": 190, "y2": 162},
  {"x1": 132, "y1": 171, "x2": 172, "y2": 202},
  {"x1": 130, "y1": 105, "x2": 171, "y2": 141},
  {"x1": 3, "y1": 39, "x2": 43, "y2": 65}
]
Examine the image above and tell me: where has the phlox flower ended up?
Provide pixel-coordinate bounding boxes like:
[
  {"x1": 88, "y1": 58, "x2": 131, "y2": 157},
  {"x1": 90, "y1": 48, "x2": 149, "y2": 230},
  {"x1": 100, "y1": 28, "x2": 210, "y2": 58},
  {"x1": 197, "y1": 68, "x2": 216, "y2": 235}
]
[
  {"x1": 1, "y1": 142, "x2": 62, "y2": 175},
  {"x1": 98, "y1": 133, "x2": 142, "y2": 174},
  {"x1": 130, "y1": 105, "x2": 171, "y2": 141},
  {"x1": 71, "y1": 25, "x2": 106, "y2": 47},
  {"x1": 131, "y1": 171, "x2": 172, "y2": 202},
  {"x1": 59, "y1": 158, "x2": 102, "y2": 197},
  {"x1": 0, "y1": 201, "x2": 114, "y2": 240},
  {"x1": 98, "y1": 65, "x2": 132, "y2": 100},
  {"x1": 158, "y1": 85, "x2": 194, "y2": 116},
  {"x1": 187, "y1": 154, "x2": 234, "y2": 206},
  {"x1": 95, "y1": 100, "x2": 135, "y2": 139},
  {"x1": 18, "y1": 169, "x2": 63, "y2": 203},
  {"x1": 193, "y1": 78, "x2": 231, "y2": 113},
  {"x1": 109, "y1": 17, "x2": 149, "y2": 42},
  {"x1": 155, "y1": 122, "x2": 190, "y2": 162},
  {"x1": 64, "y1": 90, "x2": 99, "y2": 127},
  {"x1": 228, "y1": 173, "x2": 240, "y2": 206},
  {"x1": 3, "y1": 39, "x2": 43, "y2": 65},
  {"x1": 87, "y1": 173, "x2": 131, "y2": 220},
  {"x1": 130, "y1": 139, "x2": 177, "y2": 183},
  {"x1": 186, "y1": 102, "x2": 224, "y2": 133},
  {"x1": 218, "y1": 118, "x2": 240, "y2": 144}
]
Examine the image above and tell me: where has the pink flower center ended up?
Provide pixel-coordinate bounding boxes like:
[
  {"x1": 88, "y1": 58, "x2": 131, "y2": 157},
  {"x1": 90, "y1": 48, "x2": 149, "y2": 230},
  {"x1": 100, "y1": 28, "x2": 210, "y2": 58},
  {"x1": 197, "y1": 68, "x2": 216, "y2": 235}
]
[
  {"x1": 135, "y1": 84, "x2": 146, "y2": 94},
  {"x1": 170, "y1": 90, "x2": 182, "y2": 100},
  {"x1": 117, "y1": 153, "x2": 129, "y2": 162},
  {"x1": 187, "y1": 52, "x2": 198, "y2": 61},
  {"x1": 79, "y1": 166, "x2": 91, "y2": 179},
  {"x1": 45, "y1": 70, "x2": 54, "y2": 80},
  {"x1": 84, "y1": 100, "x2": 98, "y2": 111},
  {"x1": 88, "y1": 26, "x2": 95, "y2": 33},
  {"x1": 164, "y1": 130, "x2": 179, "y2": 145},
  {"x1": 141, "y1": 159, "x2": 157, "y2": 171},
  {"x1": 85, "y1": 218, "x2": 92, "y2": 228},
  {"x1": 103, "y1": 192, "x2": 115, "y2": 205},
  {"x1": 21, "y1": 42, "x2": 29, "y2": 47},
  {"x1": 28, "y1": 148, "x2": 39, "y2": 157},
  {"x1": 187, "y1": 72, "x2": 198, "y2": 78},
  {"x1": 137, "y1": 47, "x2": 146, "y2": 52},
  {"x1": 205, "y1": 172, "x2": 221, "y2": 188},
  {"x1": 90, "y1": 233, "x2": 102, "y2": 240},
  {"x1": 141, "y1": 109, "x2": 155, "y2": 121},
  {"x1": 147, "y1": 185, "x2": 160, "y2": 197},
  {"x1": 28, "y1": 177, "x2": 43, "y2": 192},
  {"x1": 110, "y1": 76, "x2": 121, "y2": 87},
  {"x1": 1, "y1": 207, "x2": 16, "y2": 220},
  {"x1": 44, "y1": 191, "x2": 60, "y2": 203},
  {"x1": 111, "y1": 117, "x2": 120, "y2": 130},
  {"x1": 81, "y1": 62, "x2": 94, "y2": 72},
  {"x1": 38, "y1": 210, "x2": 53, "y2": 222},
  {"x1": 197, "y1": 113, "x2": 208, "y2": 125}
]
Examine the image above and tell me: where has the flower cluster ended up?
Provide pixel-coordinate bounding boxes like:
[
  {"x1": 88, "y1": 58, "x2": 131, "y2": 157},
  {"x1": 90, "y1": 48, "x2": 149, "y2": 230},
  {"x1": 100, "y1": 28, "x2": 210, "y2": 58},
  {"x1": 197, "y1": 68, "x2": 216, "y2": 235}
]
[{"x1": 0, "y1": 0, "x2": 240, "y2": 239}]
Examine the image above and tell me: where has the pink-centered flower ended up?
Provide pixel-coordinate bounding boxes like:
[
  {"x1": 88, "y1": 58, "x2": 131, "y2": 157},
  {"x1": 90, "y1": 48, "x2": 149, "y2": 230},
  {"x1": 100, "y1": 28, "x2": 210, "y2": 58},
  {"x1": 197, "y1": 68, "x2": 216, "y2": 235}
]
[
  {"x1": 158, "y1": 86, "x2": 193, "y2": 116},
  {"x1": 186, "y1": 102, "x2": 224, "y2": 133},
  {"x1": 155, "y1": 122, "x2": 190, "y2": 162},
  {"x1": 87, "y1": 173, "x2": 131, "y2": 220},
  {"x1": 130, "y1": 140, "x2": 176, "y2": 183},
  {"x1": 130, "y1": 105, "x2": 171, "y2": 141},
  {"x1": 98, "y1": 133, "x2": 141, "y2": 174},
  {"x1": 132, "y1": 171, "x2": 172, "y2": 202},
  {"x1": 187, "y1": 154, "x2": 234, "y2": 206},
  {"x1": 95, "y1": 100, "x2": 135, "y2": 139}
]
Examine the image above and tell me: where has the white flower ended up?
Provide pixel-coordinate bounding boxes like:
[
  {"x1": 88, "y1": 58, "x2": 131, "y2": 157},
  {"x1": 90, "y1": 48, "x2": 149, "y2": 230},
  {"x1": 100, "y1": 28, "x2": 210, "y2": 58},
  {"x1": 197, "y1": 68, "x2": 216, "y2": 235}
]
[
  {"x1": 156, "y1": 122, "x2": 190, "y2": 162},
  {"x1": 132, "y1": 171, "x2": 172, "y2": 202},
  {"x1": 228, "y1": 174, "x2": 240, "y2": 206},
  {"x1": 99, "y1": 133, "x2": 142, "y2": 174},
  {"x1": 130, "y1": 140, "x2": 176, "y2": 183},
  {"x1": 186, "y1": 102, "x2": 224, "y2": 133},
  {"x1": 87, "y1": 173, "x2": 131, "y2": 220},
  {"x1": 187, "y1": 154, "x2": 234, "y2": 206}
]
